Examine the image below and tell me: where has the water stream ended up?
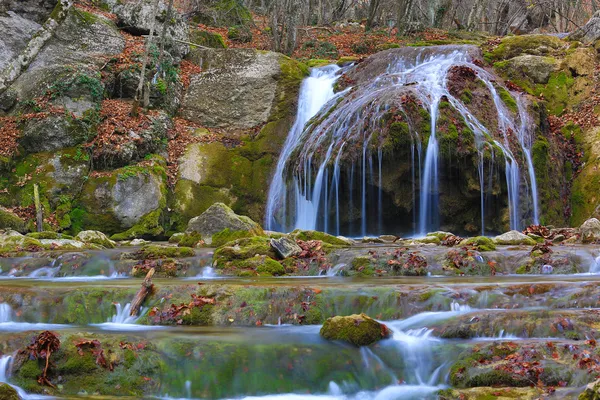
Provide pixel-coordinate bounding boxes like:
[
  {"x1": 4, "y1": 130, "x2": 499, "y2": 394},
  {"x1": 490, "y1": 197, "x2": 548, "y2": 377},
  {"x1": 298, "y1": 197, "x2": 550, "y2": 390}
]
[{"x1": 266, "y1": 47, "x2": 540, "y2": 236}]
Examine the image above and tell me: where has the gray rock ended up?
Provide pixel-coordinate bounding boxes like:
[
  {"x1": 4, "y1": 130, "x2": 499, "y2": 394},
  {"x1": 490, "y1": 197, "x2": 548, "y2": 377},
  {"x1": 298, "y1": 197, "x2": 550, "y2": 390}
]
[
  {"x1": 186, "y1": 203, "x2": 263, "y2": 245},
  {"x1": 19, "y1": 116, "x2": 87, "y2": 153},
  {"x1": 500, "y1": 55, "x2": 557, "y2": 84},
  {"x1": 270, "y1": 236, "x2": 302, "y2": 259},
  {"x1": 569, "y1": 11, "x2": 600, "y2": 43},
  {"x1": 580, "y1": 218, "x2": 600, "y2": 243},
  {"x1": 75, "y1": 230, "x2": 116, "y2": 249},
  {"x1": 493, "y1": 230, "x2": 536, "y2": 245},
  {"x1": 181, "y1": 49, "x2": 282, "y2": 130},
  {"x1": 0, "y1": 11, "x2": 41, "y2": 72},
  {"x1": 112, "y1": 174, "x2": 162, "y2": 227},
  {"x1": 112, "y1": 0, "x2": 188, "y2": 59}
]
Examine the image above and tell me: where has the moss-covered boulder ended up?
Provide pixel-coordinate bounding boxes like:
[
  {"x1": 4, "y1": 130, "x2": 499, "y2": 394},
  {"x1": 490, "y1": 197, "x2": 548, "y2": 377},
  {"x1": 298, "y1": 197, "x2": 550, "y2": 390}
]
[
  {"x1": 0, "y1": 230, "x2": 43, "y2": 253},
  {"x1": 493, "y1": 230, "x2": 536, "y2": 246},
  {"x1": 460, "y1": 236, "x2": 496, "y2": 251},
  {"x1": 290, "y1": 230, "x2": 352, "y2": 246},
  {"x1": 190, "y1": 28, "x2": 226, "y2": 48},
  {"x1": 0, "y1": 207, "x2": 26, "y2": 233},
  {"x1": 320, "y1": 313, "x2": 391, "y2": 346},
  {"x1": 488, "y1": 35, "x2": 566, "y2": 61},
  {"x1": 580, "y1": 218, "x2": 600, "y2": 243},
  {"x1": 270, "y1": 236, "x2": 302, "y2": 259},
  {"x1": 213, "y1": 236, "x2": 277, "y2": 270},
  {"x1": 186, "y1": 202, "x2": 263, "y2": 246},
  {"x1": 191, "y1": 0, "x2": 251, "y2": 27},
  {"x1": 580, "y1": 378, "x2": 600, "y2": 400},
  {"x1": 128, "y1": 245, "x2": 195, "y2": 260},
  {"x1": 75, "y1": 230, "x2": 116, "y2": 249},
  {"x1": 76, "y1": 159, "x2": 168, "y2": 239},
  {"x1": 0, "y1": 383, "x2": 19, "y2": 400}
]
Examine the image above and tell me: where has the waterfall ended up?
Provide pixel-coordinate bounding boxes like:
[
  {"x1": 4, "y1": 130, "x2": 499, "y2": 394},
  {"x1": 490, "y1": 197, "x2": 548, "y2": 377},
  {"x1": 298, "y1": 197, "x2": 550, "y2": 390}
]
[
  {"x1": 0, "y1": 355, "x2": 10, "y2": 383},
  {"x1": 265, "y1": 65, "x2": 341, "y2": 232},
  {"x1": 109, "y1": 303, "x2": 139, "y2": 324},
  {"x1": 266, "y1": 46, "x2": 540, "y2": 236},
  {"x1": 0, "y1": 303, "x2": 11, "y2": 323}
]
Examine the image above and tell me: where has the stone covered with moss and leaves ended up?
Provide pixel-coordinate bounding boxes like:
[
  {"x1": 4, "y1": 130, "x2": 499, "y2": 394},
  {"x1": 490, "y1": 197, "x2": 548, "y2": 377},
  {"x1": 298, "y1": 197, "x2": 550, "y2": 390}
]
[
  {"x1": 185, "y1": 202, "x2": 264, "y2": 245},
  {"x1": 319, "y1": 313, "x2": 391, "y2": 346}
]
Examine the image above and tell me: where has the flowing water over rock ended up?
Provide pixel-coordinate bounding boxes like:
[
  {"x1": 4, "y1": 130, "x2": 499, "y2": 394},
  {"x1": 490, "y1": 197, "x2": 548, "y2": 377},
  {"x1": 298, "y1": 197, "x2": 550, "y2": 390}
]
[{"x1": 266, "y1": 47, "x2": 540, "y2": 236}]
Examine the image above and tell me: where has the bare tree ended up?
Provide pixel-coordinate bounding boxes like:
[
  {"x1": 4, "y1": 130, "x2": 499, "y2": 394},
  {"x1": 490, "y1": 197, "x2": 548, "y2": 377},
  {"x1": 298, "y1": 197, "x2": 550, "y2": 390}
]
[{"x1": 132, "y1": 0, "x2": 160, "y2": 117}]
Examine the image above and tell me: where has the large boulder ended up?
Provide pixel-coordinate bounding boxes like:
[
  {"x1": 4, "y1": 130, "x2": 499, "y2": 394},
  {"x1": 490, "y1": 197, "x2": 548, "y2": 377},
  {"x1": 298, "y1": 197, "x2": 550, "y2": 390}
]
[
  {"x1": 320, "y1": 313, "x2": 391, "y2": 346},
  {"x1": 110, "y1": 0, "x2": 189, "y2": 59},
  {"x1": 569, "y1": 11, "x2": 600, "y2": 44},
  {"x1": 0, "y1": 10, "x2": 41, "y2": 73},
  {"x1": 186, "y1": 203, "x2": 263, "y2": 245},
  {"x1": 580, "y1": 218, "x2": 600, "y2": 243},
  {"x1": 77, "y1": 159, "x2": 168, "y2": 239},
  {"x1": 19, "y1": 115, "x2": 88, "y2": 153},
  {"x1": 494, "y1": 55, "x2": 557, "y2": 84},
  {"x1": 182, "y1": 49, "x2": 308, "y2": 130},
  {"x1": 493, "y1": 230, "x2": 536, "y2": 246}
]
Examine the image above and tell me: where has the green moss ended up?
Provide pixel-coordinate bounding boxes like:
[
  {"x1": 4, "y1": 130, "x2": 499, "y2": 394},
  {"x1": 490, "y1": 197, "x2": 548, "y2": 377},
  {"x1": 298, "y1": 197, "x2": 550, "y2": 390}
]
[
  {"x1": 181, "y1": 304, "x2": 214, "y2": 325},
  {"x1": 0, "y1": 383, "x2": 19, "y2": 400},
  {"x1": 137, "y1": 245, "x2": 195, "y2": 259},
  {"x1": 0, "y1": 208, "x2": 25, "y2": 232},
  {"x1": 18, "y1": 360, "x2": 42, "y2": 380},
  {"x1": 255, "y1": 257, "x2": 285, "y2": 276},
  {"x1": 537, "y1": 71, "x2": 575, "y2": 116},
  {"x1": 178, "y1": 231, "x2": 203, "y2": 247},
  {"x1": 350, "y1": 256, "x2": 375, "y2": 276},
  {"x1": 462, "y1": 236, "x2": 496, "y2": 251},
  {"x1": 110, "y1": 209, "x2": 165, "y2": 241},
  {"x1": 213, "y1": 236, "x2": 276, "y2": 269},
  {"x1": 212, "y1": 228, "x2": 253, "y2": 247},
  {"x1": 497, "y1": 87, "x2": 518, "y2": 113},
  {"x1": 488, "y1": 35, "x2": 565, "y2": 61},
  {"x1": 60, "y1": 352, "x2": 98, "y2": 374},
  {"x1": 306, "y1": 59, "x2": 332, "y2": 68},
  {"x1": 290, "y1": 230, "x2": 349, "y2": 246},
  {"x1": 320, "y1": 313, "x2": 388, "y2": 346},
  {"x1": 190, "y1": 28, "x2": 227, "y2": 48}
]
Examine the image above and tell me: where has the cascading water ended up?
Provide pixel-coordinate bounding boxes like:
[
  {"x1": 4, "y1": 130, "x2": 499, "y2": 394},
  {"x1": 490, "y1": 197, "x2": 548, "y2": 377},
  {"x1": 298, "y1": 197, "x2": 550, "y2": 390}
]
[
  {"x1": 266, "y1": 46, "x2": 540, "y2": 236},
  {"x1": 265, "y1": 65, "x2": 342, "y2": 233},
  {"x1": 0, "y1": 303, "x2": 11, "y2": 323}
]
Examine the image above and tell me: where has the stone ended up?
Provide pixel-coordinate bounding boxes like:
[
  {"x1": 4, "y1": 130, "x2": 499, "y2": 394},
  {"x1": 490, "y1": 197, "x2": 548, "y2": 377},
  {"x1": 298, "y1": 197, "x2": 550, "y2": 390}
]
[
  {"x1": 0, "y1": 207, "x2": 26, "y2": 233},
  {"x1": 270, "y1": 236, "x2": 302, "y2": 259},
  {"x1": 552, "y1": 234, "x2": 566, "y2": 243},
  {"x1": 580, "y1": 218, "x2": 600, "y2": 243},
  {"x1": 569, "y1": 11, "x2": 600, "y2": 44},
  {"x1": 75, "y1": 230, "x2": 116, "y2": 249},
  {"x1": 493, "y1": 230, "x2": 537, "y2": 246},
  {"x1": 110, "y1": 0, "x2": 189, "y2": 59},
  {"x1": 579, "y1": 378, "x2": 600, "y2": 400},
  {"x1": 78, "y1": 159, "x2": 167, "y2": 237},
  {"x1": 39, "y1": 238, "x2": 90, "y2": 249},
  {"x1": 0, "y1": 383, "x2": 20, "y2": 400},
  {"x1": 563, "y1": 48, "x2": 596, "y2": 77},
  {"x1": 182, "y1": 49, "x2": 301, "y2": 130},
  {"x1": 0, "y1": 11, "x2": 41, "y2": 72},
  {"x1": 320, "y1": 313, "x2": 391, "y2": 347},
  {"x1": 19, "y1": 115, "x2": 87, "y2": 153},
  {"x1": 498, "y1": 55, "x2": 557, "y2": 84},
  {"x1": 186, "y1": 203, "x2": 263, "y2": 245}
]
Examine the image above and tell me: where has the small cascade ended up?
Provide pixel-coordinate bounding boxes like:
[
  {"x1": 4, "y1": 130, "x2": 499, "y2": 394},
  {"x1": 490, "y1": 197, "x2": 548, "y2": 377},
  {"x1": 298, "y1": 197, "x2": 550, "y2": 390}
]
[
  {"x1": 0, "y1": 354, "x2": 10, "y2": 383},
  {"x1": 266, "y1": 46, "x2": 540, "y2": 236},
  {"x1": 0, "y1": 303, "x2": 11, "y2": 323},
  {"x1": 109, "y1": 303, "x2": 139, "y2": 324},
  {"x1": 325, "y1": 263, "x2": 346, "y2": 276}
]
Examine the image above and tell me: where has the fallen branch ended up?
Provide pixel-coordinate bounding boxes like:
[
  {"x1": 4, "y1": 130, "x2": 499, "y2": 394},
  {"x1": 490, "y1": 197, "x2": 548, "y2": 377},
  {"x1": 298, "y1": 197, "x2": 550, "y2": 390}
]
[{"x1": 130, "y1": 267, "x2": 155, "y2": 317}]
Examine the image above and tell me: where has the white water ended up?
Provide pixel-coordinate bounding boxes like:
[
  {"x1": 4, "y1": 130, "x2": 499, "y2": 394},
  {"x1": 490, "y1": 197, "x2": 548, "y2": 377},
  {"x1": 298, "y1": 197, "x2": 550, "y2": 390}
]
[
  {"x1": 0, "y1": 303, "x2": 67, "y2": 332},
  {"x1": 266, "y1": 47, "x2": 540, "y2": 236},
  {"x1": 265, "y1": 65, "x2": 341, "y2": 232},
  {"x1": 92, "y1": 303, "x2": 153, "y2": 331}
]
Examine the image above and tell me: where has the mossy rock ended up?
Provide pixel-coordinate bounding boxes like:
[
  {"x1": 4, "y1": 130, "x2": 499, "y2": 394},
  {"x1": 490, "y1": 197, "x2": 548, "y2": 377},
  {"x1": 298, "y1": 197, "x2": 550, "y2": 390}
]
[
  {"x1": 177, "y1": 231, "x2": 203, "y2": 247},
  {"x1": 290, "y1": 229, "x2": 351, "y2": 246},
  {"x1": 580, "y1": 379, "x2": 600, "y2": 400},
  {"x1": 320, "y1": 313, "x2": 391, "y2": 346},
  {"x1": 75, "y1": 230, "x2": 116, "y2": 248},
  {"x1": 0, "y1": 207, "x2": 26, "y2": 233},
  {"x1": 460, "y1": 236, "x2": 497, "y2": 251},
  {"x1": 493, "y1": 230, "x2": 536, "y2": 245},
  {"x1": 417, "y1": 235, "x2": 441, "y2": 245},
  {"x1": 26, "y1": 231, "x2": 67, "y2": 240},
  {"x1": 0, "y1": 383, "x2": 19, "y2": 400},
  {"x1": 190, "y1": 28, "x2": 227, "y2": 48},
  {"x1": 213, "y1": 236, "x2": 277, "y2": 269},
  {"x1": 134, "y1": 245, "x2": 195, "y2": 259},
  {"x1": 236, "y1": 255, "x2": 286, "y2": 276},
  {"x1": 488, "y1": 34, "x2": 566, "y2": 61},
  {"x1": 186, "y1": 203, "x2": 263, "y2": 246}
]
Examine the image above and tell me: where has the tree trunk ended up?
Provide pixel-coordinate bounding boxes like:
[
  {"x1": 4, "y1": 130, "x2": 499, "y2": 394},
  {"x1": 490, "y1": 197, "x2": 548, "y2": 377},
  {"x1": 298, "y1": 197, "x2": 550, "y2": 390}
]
[
  {"x1": 366, "y1": 0, "x2": 380, "y2": 30},
  {"x1": 130, "y1": 268, "x2": 155, "y2": 317},
  {"x1": 132, "y1": 0, "x2": 160, "y2": 117},
  {"x1": 0, "y1": 0, "x2": 72, "y2": 94},
  {"x1": 33, "y1": 184, "x2": 43, "y2": 232}
]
